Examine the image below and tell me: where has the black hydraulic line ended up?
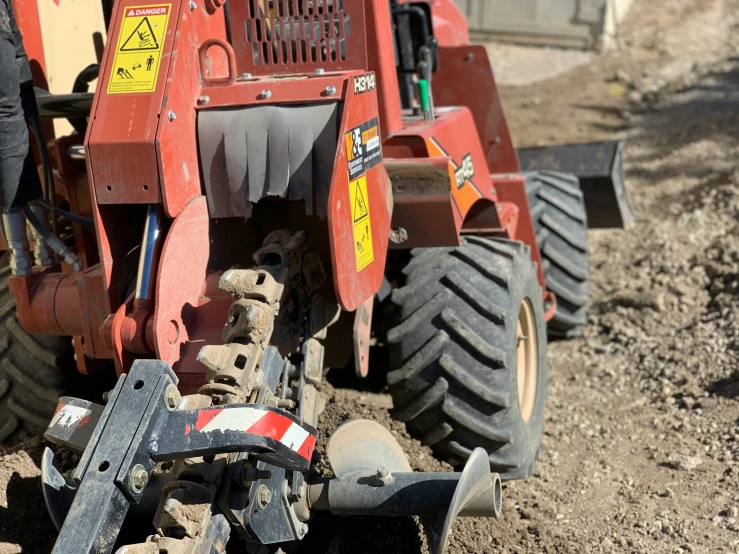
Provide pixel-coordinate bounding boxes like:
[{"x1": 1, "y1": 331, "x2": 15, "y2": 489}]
[{"x1": 34, "y1": 199, "x2": 94, "y2": 228}]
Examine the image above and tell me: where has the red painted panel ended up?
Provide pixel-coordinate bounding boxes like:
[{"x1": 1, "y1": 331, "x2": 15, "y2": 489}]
[
  {"x1": 434, "y1": 46, "x2": 520, "y2": 175},
  {"x1": 388, "y1": 107, "x2": 496, "y2": 226},
  {"x1": 328, "y1": 77, "x2": 392, "y2": 312},
  {"x1": 156, "y1": 4, "x2": 228, "y2": 218},
  {"x1": 365, "y1": 0, "x2": 403, "y2": 139},
  {"x1": 152, "y1": 196, "x2": 210, "y2": 365},
  {"x1": 87, "y1": 0, "x2": 183, "y2": 205}
]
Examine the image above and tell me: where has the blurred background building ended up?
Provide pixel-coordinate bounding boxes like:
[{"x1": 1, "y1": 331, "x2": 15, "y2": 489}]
[{"x1": 453, "y1": 0, "x2": 635, "y2": 49}]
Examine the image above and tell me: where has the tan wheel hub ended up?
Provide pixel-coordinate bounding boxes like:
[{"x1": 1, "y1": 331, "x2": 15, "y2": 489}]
[{"x1": 516, "y1": 298, "x2": 538, "y2": 423}]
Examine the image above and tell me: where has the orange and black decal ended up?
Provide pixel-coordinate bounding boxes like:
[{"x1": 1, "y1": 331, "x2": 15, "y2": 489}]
[
  {"x1": 345, "y1": 117, "x2": 382, "y2": 180},
  {"x1": 427, "y1": 137, "x2": 483, "y2": 217}
]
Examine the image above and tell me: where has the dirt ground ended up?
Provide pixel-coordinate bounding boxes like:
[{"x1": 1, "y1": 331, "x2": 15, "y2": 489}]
[{"x1": 2, "y1": 0, "x2": 739, "y2": 552}]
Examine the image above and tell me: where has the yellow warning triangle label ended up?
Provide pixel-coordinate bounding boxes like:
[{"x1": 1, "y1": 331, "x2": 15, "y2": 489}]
[
  {"x1": 353, "y1": 181, "x2": 369, "y2": 223},
  {"x1": 120, "y1": 17, "x2": 159, "y2": 51}
]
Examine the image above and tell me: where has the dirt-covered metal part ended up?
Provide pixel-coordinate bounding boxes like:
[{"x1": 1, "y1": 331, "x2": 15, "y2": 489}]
[
  {"x1": 126, "y1": 231, "x2": 309, "y2": 554},
  {"x1": 309, "y1": 420, "x2": 503, "y2": 554}
]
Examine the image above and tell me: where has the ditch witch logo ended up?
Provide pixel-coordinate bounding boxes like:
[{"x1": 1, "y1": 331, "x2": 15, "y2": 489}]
[{"x1": 345, "y1": 117, "x2": 382, "y2": 179}]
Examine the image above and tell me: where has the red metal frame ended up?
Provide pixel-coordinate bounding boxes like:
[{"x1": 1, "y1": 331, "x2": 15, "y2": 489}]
[{"x1": 9, "y1": 0, "x2": 555, "y2": 387}]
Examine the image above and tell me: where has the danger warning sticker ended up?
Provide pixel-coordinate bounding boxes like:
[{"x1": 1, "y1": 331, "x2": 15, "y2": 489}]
[
  {"x1": 349, "y1": 175, "x2": 374, "y2": 271},
  {"x1": 345, "y1": 117, "x2": 382, "y2": 180},
  {"x1": 107, "y1": 4, "x2": 171, "y2": 94}
]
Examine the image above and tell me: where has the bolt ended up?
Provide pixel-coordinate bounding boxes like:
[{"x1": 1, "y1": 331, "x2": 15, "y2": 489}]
[
  {"x1": 188, "y1": 0, "x2": 196, "y2": 9},
  {"x1": 257, "y1": 484, "x2": 272, "y2": 509},
  {"x1": 198, "y1": 95, "x2": 210, "y2": 105},
  {"x1": 129, "y1": 464, "x2": 149, "y2": 493},
  {"x1": 376, "y1": 466, "x2": 393, "y2": 485},
  {"x1": 325, "y1": 85, "x2": 336, "y2": 96},
  {"x1": 167, "y1": 110, "x2": 176, "y2": 122},
  {"x1": 242, "y1": 465, "x2": 272, "y2": 484},
  {"x1": 261, "y1": 89, "x2": 272, "y2": 99},
  {"x1": 315, "y1": 68, "x2": 325, "y2": 74},
  {"x1": 164, "y1": 384, "x2": 180, "y2": 411},
  {"x1": 242, "y1": 73, "x2": 253, "y2": 80}
]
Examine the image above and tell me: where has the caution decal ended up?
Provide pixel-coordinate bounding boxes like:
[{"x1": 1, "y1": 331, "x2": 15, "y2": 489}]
[
  {"x1": 107, "y1": 4, "x2": 171, "y2": 94},
  {"x1": 345, "y1": 117, "x2": 382, "y2": 180},
  {"x1": 349, "y1": 175, "x2": 374, "y2": 271}
]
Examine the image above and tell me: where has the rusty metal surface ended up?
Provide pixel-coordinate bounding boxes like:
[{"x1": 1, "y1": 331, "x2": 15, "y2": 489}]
[
  {"x1": 434, "y1": 45, "x2": 520, "y2": 175},
  {"x1": 228, "y1": 0, "x2": 368, "y2": 77}
]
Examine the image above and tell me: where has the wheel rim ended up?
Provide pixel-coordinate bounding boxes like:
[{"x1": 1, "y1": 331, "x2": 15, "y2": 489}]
[{"x1": 516, "y1": 298, "x2": 538, "y2": 423}]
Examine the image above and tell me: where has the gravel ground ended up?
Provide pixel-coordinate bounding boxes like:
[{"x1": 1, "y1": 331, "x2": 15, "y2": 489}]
[{"x1": 1, "y1": 0, "x2": 739, "y2": 552}]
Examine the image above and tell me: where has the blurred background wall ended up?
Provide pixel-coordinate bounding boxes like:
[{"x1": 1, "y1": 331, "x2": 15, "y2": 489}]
[{"x1": 453, "y1": 0, "x2": 635, "y2": 50}]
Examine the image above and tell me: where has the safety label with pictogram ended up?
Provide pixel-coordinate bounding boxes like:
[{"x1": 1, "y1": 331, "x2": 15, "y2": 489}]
[
  {"x1": 345, "y1": 117, "x2": 382, "y2": 180},
  {"x1": 349, "y1": 175, "x2": 374, "y2": 271},
  {"x1": 107, "y1": 4, "x2": 171, "y2": 94}
]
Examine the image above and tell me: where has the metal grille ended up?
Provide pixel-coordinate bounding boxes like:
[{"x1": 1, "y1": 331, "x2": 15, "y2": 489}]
[{"x1": 229, "y1": 0, "x2": 368, "y2": 75}]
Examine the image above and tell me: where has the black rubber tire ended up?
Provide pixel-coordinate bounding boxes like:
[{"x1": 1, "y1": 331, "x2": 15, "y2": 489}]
[
  {"x1": 0, "y1": 260, "x2": 94, "y2": 444},
  {"x1": 525, "y1": 171, "x2": 590, "y2": 338},
  {"x1": 387, "y1": 237, "x2": 547, "y2": 481}
]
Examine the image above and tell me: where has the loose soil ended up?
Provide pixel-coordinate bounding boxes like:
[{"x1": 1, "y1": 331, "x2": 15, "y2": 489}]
[{"x1": 2, "y1": 0, "x2": 739, "y2": 552}]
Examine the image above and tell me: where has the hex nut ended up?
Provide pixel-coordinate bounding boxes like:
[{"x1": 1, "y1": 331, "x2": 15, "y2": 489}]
[
  {"x1": 376, "y1": 466, "x2": 394, "y2": 486},
  {"x1": 164, "y1": 384, "x2": 180, "y2": 411},
  {"x1": 257, "y1": 484, "x2": 272, "y2": 509},
  {"x1": 129, "y1": 464, "x2": 149, "y2": 493}
]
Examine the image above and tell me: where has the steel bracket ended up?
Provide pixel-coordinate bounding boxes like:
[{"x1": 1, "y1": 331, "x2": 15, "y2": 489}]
[{"x1": 44, "y1": 359, "x2": 317, "y2": 554}]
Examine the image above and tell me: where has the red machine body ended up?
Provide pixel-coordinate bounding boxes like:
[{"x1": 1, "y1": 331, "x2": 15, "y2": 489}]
[{"x1": 9, "y1": 0, "x2": 552, "y2": 391}]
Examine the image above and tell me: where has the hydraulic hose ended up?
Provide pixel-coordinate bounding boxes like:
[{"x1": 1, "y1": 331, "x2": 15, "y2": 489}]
[
  {"x1": 22, "y1": 205, "x2": 82, "y2": 272},
  {"x1": 33, "y1": 199, "x2": 94, "y2": 228}
]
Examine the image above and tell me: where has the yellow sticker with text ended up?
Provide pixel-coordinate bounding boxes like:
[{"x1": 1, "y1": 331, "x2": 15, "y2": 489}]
[
  {"x1": 107, "y1": 4, "x2": 171, "y2": 94},
  {"x1": 349, "y1": 175, "x2": 374, "y2": 271}
]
